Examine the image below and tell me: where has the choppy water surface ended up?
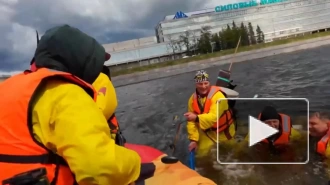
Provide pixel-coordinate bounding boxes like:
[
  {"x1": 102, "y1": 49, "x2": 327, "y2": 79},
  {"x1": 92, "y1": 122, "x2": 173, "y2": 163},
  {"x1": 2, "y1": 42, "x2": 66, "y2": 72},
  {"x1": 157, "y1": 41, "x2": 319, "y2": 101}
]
[{"x1": 115, "y1": 45, "x2": 330, "y2": 184}]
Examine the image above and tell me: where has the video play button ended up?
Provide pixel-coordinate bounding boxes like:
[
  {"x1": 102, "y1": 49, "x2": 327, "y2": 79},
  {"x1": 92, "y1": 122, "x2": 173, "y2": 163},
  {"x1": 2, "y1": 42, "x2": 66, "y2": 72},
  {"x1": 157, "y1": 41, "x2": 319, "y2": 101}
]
[{"x1": 248, "y1": 115, "x2": 279, "y2": 147}]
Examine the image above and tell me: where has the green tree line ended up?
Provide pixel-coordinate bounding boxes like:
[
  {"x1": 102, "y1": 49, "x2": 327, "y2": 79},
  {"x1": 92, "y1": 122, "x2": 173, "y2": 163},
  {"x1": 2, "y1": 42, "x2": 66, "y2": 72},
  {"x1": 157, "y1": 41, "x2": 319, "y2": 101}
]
[{"x1": 167, "y1": 21, "x2": 265, "y2": 55}]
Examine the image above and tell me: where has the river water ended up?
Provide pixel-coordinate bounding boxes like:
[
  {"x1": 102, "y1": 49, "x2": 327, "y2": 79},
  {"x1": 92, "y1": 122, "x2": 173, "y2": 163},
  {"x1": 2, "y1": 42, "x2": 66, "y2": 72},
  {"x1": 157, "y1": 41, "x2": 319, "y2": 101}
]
[{"x1": 115, "y1": 44, "x2": 330, "y2": 185}]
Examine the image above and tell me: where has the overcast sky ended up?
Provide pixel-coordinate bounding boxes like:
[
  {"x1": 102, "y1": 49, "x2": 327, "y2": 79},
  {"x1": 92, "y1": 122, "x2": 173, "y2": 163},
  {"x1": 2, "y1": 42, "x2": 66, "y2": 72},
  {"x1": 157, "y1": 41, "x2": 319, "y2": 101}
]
[{"x1": 0, "y1": 0, "x2": 244, "y2": 74}]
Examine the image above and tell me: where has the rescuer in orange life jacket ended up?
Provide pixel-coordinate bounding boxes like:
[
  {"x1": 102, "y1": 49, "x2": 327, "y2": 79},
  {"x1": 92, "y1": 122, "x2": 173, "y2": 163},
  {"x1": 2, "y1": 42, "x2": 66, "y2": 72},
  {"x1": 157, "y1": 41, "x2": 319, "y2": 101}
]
[
  {"x1": 309, "y1": 112, "x2": 330, "y2": 157},
  {"x1": 30, "y1": 39, "x2": 125, "y2": 146},
  {"x1": 309, "y1": 112, "x2": 330, "y2": 185},
  {"x1": 244, "y1": 106, "x2": 301, "y2": 157},
  {"x1": 185, "y1": 70, "x2": 236, "y2": 158},
  {"x1": 0, "y1": 25, "x2": 141, "y2": 185}
]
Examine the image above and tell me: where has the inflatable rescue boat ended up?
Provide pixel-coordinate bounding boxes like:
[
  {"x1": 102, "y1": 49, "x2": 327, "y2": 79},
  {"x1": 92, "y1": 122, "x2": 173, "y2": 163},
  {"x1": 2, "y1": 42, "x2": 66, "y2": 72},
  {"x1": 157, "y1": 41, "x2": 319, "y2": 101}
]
[
  {"x1": 125, "y1": 143, "x2": 217, "y2": 185},
  {"x1": 123, "y1": 70, "x2": 240, "y2": 185}
]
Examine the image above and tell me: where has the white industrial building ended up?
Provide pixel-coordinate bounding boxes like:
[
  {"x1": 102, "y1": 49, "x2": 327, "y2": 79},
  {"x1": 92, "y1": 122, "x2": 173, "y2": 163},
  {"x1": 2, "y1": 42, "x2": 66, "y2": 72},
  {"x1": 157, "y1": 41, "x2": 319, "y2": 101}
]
[
  {"x1": 105, "y1": 0, "x2": 330, "y2": 68},
  {"x1": 156, "y1": 0, "x2": 330, "y2": 43}
]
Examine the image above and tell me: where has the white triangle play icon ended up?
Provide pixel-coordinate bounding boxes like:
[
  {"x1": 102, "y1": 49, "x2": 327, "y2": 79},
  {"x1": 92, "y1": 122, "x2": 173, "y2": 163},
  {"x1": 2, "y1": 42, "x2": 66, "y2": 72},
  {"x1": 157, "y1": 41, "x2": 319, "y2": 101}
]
[{"x1": 248, "y1": 115, "x2": 279, "y2": 147}]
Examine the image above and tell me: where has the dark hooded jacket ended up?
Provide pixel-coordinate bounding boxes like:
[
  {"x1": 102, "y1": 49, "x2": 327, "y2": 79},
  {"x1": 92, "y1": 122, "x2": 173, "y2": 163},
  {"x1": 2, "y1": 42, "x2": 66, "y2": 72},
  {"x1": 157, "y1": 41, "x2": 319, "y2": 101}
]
[
  {"x1": 34, "y1": 24, "x2": 105, "y2": 84},
  {"x1": 25, "y1": 25, "x2": 142, "y2": 184}
]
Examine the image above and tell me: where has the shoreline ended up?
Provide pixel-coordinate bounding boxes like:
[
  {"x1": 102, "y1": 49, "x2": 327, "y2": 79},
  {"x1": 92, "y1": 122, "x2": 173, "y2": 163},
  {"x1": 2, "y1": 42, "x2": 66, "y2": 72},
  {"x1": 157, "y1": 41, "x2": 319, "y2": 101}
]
[{"x1": 112, "y1": 34, "x2": 330, "y2": 87}]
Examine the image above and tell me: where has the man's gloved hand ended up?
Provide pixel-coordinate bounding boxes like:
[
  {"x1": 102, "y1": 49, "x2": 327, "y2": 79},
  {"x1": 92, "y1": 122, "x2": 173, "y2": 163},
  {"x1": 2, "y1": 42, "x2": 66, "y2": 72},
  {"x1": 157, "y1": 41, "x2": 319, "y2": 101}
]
[{"x1": 134, "y1": 163, "x2": 156, "y2": 184}]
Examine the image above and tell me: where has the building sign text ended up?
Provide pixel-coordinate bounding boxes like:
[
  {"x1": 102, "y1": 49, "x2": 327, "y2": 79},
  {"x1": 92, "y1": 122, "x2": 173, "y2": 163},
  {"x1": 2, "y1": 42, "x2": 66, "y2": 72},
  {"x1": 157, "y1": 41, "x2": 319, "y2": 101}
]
[{"x1": 215, "y1": 0, "x2": 288, "y2": 12}]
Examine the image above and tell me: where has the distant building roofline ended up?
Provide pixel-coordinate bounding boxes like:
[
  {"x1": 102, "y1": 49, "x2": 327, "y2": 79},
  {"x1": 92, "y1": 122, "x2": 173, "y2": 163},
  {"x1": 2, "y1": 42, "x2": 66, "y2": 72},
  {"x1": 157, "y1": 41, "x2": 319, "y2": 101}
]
[{"x1": 102, "y1": 36, "x2": 158, "y2": 52}]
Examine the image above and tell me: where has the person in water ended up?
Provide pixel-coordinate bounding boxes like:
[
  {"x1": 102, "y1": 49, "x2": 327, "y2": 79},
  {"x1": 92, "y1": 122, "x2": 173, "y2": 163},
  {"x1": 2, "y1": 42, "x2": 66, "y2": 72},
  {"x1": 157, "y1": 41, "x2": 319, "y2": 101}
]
[
  {"x1": 309, "y1": 112, "x2": 330, "y2": 184},
  {"x1": 242, "y1": 106, "x2": 301, "y2": 162},
  {"x1": 309, "y1": 112, "x2": 330, "y2": 157},
  {"x1": 185, "y1": 70, "x2": 236, "y2": 157},
  {"x1": 245, "y1": 106, "x2": 301, "y2": 145},
  {"x1": 0, "y1": 25, "x2": 140, "y2": 185}
]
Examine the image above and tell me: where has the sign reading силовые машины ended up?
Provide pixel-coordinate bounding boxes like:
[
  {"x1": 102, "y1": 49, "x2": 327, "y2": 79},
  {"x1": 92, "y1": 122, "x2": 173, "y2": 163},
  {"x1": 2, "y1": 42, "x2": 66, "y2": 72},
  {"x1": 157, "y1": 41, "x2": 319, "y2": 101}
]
[{"x1": 215, "y1": 0, "x2": 288, "y2": 12}]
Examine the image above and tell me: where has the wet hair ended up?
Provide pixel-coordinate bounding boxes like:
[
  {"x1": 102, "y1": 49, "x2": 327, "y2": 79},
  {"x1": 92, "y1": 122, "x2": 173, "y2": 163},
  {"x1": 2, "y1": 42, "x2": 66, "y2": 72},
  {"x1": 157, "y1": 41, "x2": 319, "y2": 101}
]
[{"x1": 310, "y1": 112, "x2": 330, "y2": 121}]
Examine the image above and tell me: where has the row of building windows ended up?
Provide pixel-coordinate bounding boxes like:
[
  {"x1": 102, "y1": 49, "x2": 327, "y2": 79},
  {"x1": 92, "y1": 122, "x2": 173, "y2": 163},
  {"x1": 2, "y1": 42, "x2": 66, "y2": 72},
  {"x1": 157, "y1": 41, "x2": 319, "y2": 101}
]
[
  {"x1": 160, "y1": 2, "x2": 329, "y2": 35},
  {"x1": 160, "y1": 3, "x2": 330, "y2": 35},
  {"x1": 107, "y1": 20, "x2": 330, "y2": 66},
  {"x1": 107, "y1": 22, "x2": 329, "y2": 66},
  {"x1": 106, "y1": 0, "x2": 330, "y2": 65},
  {"x1": 161, "y1": 12, "x2": 330, "y2": 42},
  {"x1": 160, "y1": 7, "x2": 330, "y2": 38}
]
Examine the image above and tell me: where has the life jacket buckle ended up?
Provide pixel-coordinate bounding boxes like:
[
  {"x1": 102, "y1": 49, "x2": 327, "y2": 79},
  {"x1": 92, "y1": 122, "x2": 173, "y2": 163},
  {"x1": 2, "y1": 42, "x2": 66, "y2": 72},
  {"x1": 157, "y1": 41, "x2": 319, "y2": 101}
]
[
  {"x1": 2, "y1": 167, "x2": 50, "y2": 185},
  {"x1": 115, "y1": 132, "x2": 126, "y2": 146}
]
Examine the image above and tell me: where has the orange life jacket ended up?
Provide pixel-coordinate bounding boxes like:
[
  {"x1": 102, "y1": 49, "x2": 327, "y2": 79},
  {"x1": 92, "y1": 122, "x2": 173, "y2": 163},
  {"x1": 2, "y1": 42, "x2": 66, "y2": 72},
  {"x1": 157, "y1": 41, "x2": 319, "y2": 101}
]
[
  {"x1": 316, "y1": 129, "x2": 330, "y2": 156},
  {"x1": 192, "y1": 86, "x2": 235, "y2": 138},
  {"x1": 108, "y1": 114, "x2": 119, "y2": 134},
  {"x1": 258, "y1": 113, "x2": 291, "y2": 145},
  {"x1": 0, "y1": 68, "x2": 96, "y2": 185}
]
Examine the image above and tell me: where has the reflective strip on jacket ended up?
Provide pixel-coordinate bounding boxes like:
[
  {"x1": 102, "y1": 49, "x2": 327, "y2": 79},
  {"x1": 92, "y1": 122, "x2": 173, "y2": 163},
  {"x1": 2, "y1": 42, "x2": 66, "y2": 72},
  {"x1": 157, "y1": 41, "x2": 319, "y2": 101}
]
[{"x1": 0, "y1": 68, "x2": 96, "y2": 185}]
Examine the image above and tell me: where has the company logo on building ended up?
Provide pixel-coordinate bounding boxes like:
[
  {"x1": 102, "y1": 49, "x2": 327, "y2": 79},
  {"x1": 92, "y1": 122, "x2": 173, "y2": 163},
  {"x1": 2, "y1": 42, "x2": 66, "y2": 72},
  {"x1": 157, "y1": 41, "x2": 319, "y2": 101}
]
[
  {"x1": 215, "y1": 0, "x2": 288, "y2": 12},
  {"x1": 173, "y1": 11, "x2": 188, "y2": 19}
]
